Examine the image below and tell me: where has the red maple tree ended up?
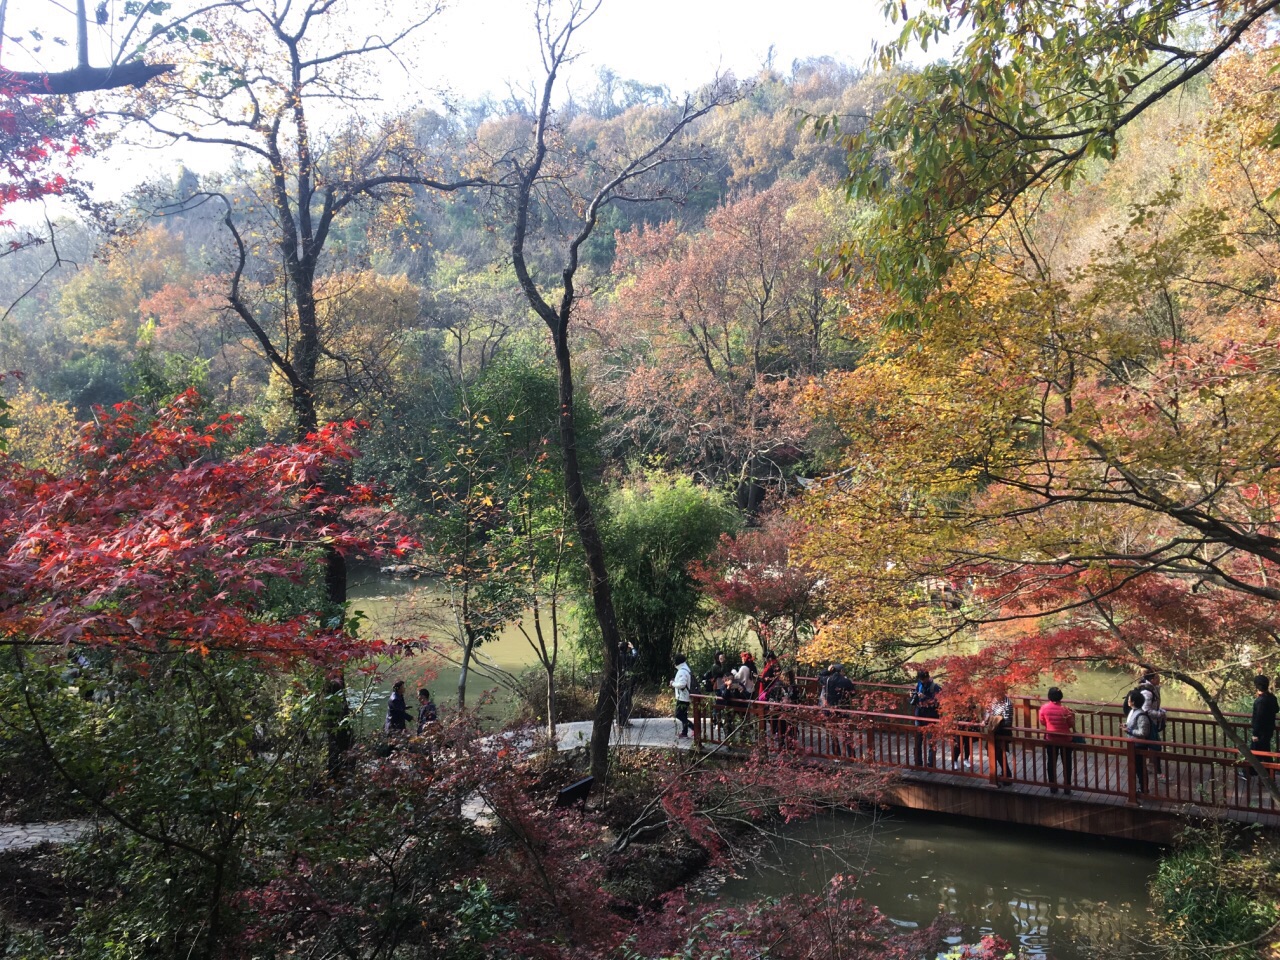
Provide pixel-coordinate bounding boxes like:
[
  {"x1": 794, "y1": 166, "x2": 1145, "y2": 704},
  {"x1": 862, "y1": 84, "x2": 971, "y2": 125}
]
[{"x1": 0, "y1": 389, "x2": 408, "y2": 665}]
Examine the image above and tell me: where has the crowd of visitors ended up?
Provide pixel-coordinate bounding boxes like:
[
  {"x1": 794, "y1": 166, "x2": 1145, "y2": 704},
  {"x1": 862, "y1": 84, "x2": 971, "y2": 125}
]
[{"x1": 668, "y1": 655, "x2": 1280, "y2": 801}]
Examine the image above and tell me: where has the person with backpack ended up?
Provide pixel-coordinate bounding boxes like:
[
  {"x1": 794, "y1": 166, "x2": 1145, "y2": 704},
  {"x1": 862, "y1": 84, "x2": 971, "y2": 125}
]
[
  {"x1": 1137, "y1": 667, "x2": 1167, "y2": 778},
  {"x1": 824, "y1": 663, "x2": 855, "y2": 708},
  {"x1": 909, "y1": 670, "x2": 942, "y2": 768},
  {"x1": 816, "y1": 664, "x2": 836, "y2": 707},
  {"x1": 1125, "y1": 689, "x2": 1157, "y2": 795}
]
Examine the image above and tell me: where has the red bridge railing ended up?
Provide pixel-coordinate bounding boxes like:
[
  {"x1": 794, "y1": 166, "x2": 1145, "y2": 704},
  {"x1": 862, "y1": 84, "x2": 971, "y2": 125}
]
[{"x1": 689, "y1": 688, "x2": 1278, "y2": 815}]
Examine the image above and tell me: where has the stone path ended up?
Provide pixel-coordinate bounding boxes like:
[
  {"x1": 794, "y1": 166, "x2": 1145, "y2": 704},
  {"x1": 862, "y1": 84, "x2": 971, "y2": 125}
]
[
  {"x1": 0, "y1": 820, "x2": 92, "y2": 853},
  {"x1": 555, "y1": 717, "x2": 694, "y2": 753}
]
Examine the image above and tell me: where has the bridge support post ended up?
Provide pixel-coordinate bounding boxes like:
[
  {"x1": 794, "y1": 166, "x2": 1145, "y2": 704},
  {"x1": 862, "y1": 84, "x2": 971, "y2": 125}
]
[{"x1": 1125, "y1": 739, "x2": 1139, "y2": 805}]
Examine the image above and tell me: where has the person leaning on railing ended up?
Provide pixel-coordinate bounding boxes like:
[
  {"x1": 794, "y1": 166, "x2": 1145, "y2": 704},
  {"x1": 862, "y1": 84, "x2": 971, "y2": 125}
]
[{"x1": 985, "y1": 691, "x2": 1014, "y2": 785}]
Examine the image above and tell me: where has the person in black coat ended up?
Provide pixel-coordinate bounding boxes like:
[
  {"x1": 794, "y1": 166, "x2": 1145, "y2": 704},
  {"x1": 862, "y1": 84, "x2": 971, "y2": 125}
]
[
  {"x1": 1246, "y1": 674, "x2": 1279, "y2": 780},
  {"x1": 702, "y1": 651, "x2": 731, "y2": 692},
  {"x1": 386, "y1": 680, "x2": 411, "y2": 734}
]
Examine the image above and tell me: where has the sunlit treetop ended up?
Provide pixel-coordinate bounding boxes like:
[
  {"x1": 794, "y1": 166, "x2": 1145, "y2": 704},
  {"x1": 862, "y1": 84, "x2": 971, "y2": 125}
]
[{"x1": 829, "y1": 0, "x2": 1280, "y2": 317}]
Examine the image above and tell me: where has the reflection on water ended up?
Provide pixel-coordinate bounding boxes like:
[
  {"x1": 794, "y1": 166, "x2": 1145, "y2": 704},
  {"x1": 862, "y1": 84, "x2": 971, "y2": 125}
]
[{"x1": 715, "y1": 810, "x2": 1157, "y2": 960}]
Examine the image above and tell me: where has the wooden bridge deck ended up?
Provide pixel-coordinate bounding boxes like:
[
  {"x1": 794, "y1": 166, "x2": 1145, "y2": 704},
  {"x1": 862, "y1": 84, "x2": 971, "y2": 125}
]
[{"x1": 688, "y1": 685, "x2": 1280, "y2": 842}]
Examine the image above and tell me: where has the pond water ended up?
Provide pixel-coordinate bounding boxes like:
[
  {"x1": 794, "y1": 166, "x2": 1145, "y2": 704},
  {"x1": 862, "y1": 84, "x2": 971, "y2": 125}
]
[
  {"x1": 714, "y1": 810, "x2": 1159, "y2": 960},
  {"x1": 345, "y1": 567, "x2": 560, "y2": 728}
]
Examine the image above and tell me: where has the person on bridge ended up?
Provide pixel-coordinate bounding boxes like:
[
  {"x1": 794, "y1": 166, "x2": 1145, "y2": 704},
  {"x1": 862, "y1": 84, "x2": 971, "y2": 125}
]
[
  {"x1": 985, "y1": 691, "x2": 1014, "y2": 784},
  {"x1": 702, "y1": 651, "x2": 731, "y2": 693},
  {"x1": 1038, "y1": 687, "x2": 1076, "y2": 795},
  {"x1": 759, "y1": 650, "x2": 782, "y2": 698},
  {"x1": 1244, "y1": 674, "x2": 1279, "y2": 782},
  {"x1": 671, "y1": 655, "x2": 693, "y2": 739},
  {"x1": 909, "y1": 670, "x2": 942, "y2": 768},
  {"x1": 824, "y1": 663, "x2": 857, "y2": 757},
  {"x1": 768, "y1": 667, "x2": 803, "y2": 747},
  {"x1": 1125, "y1": 689, "x2": 1157, "y2": 795},
  {"x1": 824, "y1": 663, "x2": 855, "y2": 708},
  {"x1": 1137, "y1": 667, "x2": 1166, "y2": 778},
  {"x1": 734, "y1": 652, "x2": 759, "y2": 697}
]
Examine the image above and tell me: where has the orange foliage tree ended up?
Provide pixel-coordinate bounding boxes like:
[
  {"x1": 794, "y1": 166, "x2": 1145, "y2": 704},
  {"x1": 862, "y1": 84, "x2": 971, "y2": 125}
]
[
  {"x1": 594, "y1": 178, "x2": 851, "y2": 500},
  {"x1": 800, "y1": 148, "x2": 1280, "y2": 754}
]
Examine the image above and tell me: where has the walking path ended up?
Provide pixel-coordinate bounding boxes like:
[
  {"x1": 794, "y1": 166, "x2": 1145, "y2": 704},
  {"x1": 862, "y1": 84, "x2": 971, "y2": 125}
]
[
  {"x1": 556, "y1": 718, "x2": 693, "y2": 753},
  {"x1": 0, "y1": 820, "x2": 92, "y2": 853}
]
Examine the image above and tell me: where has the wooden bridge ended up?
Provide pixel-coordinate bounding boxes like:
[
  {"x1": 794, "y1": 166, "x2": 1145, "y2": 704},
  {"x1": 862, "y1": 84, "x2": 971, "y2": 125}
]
[{"x1": 687, "y1": 681, "x2": 1280, "y2": 844}]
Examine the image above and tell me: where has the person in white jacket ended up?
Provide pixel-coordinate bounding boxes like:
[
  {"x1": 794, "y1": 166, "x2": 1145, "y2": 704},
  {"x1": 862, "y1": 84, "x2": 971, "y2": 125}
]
[{"x1": 671, "y1": 655, "x2": 693, "y2": 738}]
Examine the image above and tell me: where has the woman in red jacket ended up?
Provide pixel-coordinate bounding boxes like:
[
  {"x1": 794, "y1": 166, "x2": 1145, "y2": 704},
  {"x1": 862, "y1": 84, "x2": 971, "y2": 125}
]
[{"x1": 1038, "y1": 687, "x2": 1076, "y2": 795}]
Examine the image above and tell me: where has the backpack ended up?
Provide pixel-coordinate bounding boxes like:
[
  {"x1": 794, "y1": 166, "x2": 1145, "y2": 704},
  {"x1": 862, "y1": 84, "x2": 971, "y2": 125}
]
[{"x1": 1127, "y1": 710, "x2": 1153, "y2": 740}]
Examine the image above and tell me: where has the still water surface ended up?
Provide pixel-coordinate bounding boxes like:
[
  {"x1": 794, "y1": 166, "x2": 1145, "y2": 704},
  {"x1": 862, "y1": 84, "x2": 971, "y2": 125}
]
[
  {"x1": 347, "y1": 569, "x2": 557, "y2": 726},
  {"x1": 715, "y1": 810, "x2": 1158, "y2": 960}
]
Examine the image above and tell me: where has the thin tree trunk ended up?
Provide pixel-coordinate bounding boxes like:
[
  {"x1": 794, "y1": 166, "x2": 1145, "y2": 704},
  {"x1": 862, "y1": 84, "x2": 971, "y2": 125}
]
[
  {"x1": 546, "y1": 668, "x2": 557, "y2": 741},
  {"x1": 458, "y1": 641, "x2": 472, "y2": 711}
]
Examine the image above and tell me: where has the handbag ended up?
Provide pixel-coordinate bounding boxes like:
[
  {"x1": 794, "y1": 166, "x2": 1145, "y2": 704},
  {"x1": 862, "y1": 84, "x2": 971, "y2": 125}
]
[{"x1": 982, "y1": 713, "x2": 1003, "y2": 735}]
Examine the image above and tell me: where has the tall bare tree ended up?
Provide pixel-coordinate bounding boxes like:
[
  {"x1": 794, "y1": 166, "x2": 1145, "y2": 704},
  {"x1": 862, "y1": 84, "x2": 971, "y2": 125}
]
[
  {"x1": 503, "y1": 0, "x2": 740, "y2": 780},
  {"x1": 102, "y1": 0, "x2": 489, "y2": 608}
]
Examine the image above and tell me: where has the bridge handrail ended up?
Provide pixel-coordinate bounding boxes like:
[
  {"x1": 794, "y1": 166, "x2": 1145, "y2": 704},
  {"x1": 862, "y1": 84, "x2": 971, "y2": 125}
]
[
  {"x1": 792, "y1": 676, "x2": 1249, "y2": 723},
  {"x1": 689, "y1": 694, "x2": 1280, "y2": 814},
  {"x1": 696, "y1": 696, "x2": 1258, "y2": 753}
]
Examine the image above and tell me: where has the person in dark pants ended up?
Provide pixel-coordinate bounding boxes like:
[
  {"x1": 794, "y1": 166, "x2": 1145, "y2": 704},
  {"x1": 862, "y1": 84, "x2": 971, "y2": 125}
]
[
  {"x1": 671, "y1": 654, "x2": 693, "y2": 738},
  {"x1": 1038, "y1": 686, "x2": 1076, "y2": 794},
  {"x1": 385, "y1": 680, "x2": 410, "y2": 734},
  {"x1": 1137, "y1": 667, "x2": 1165, "y2": 776},
  {"x1": 909, "y1": 670, "x2": 941, "y2": 768},
  {"x1": 824, "y1": 663, "x2": 857, "y2": 758},
  {"x1": 1244, "y1": 674, "x2": 1279, "y2": 782},
  {"x1": 416, "y1": 688, "x2": 437, "y2": 734},
  {"x1": 1125, "y1": 689, "x2": 1156, "y2": 795},
  {"x1": 986, "y1": 691, "x2": 1014, "y2": 783}
]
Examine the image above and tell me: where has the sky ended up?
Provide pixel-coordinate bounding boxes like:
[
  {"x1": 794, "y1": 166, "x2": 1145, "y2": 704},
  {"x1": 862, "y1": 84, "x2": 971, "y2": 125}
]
[
  {"x1": 4, "y1": 0, "x2": 900, "y2": 198},
  {"x1": 419, "y1": 0, "x2": 893, "y2": 101}
]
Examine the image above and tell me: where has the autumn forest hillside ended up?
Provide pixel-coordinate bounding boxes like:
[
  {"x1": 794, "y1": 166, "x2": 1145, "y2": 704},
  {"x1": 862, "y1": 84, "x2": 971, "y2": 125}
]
[{"x1": 5, "y1": 1, "x2": 1280, "y2": 956}]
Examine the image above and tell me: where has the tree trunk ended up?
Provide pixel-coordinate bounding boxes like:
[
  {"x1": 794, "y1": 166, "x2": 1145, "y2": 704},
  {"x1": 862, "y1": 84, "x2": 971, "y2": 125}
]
[
  {"x1": 458, "y1": 640, "x2": 472, "y2": 711},
  {"x1": 546, "y1": 666, "x2": 557, "y2": 741},
  {"x1": 551, "y1": 329, "x2": 620, "y2": 782}
]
